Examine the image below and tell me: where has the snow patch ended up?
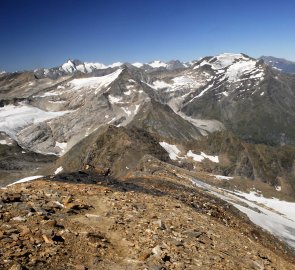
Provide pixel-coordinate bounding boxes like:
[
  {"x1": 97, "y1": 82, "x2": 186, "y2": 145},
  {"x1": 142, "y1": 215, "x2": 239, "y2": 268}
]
[
  {"x1": 108, "y1": 62, "x2": 123, "y2": 68},
  {"x1": 54, "y1": 166, "x2": 63, "y2": 175},
  {"x1": 152, "y1": 80, "x2": 171, "y2": 89},
  {"x1": 109, "y1": 95, "x2": 122, "y2": 104},
  {"x1": 0, "y1": 104, "x2": 70, "y2": 139},
  {"x1": 186, "y1": 150, "x2": 219, "y2": 163},
  {"x1": 134, "y1": 104, "x2": 140, "y2": 114},
  {"x1": 211, "y1": 53, "x2": 247, "y2": 70},
  {"x1": 0, "y1": 139, "x2": 12, "y2": 145},
  {"x1": 124, "y1": 89, "x2": 132, "y2": 95},
  {"x1": 68, "y1": 69, "x2": 122, "y2": 93},
  {"x1": 235, "y1": 191, "x2": 295, "y2": 222},
  {"x1": 7, "y1": 175, "x2": 43, "y2": 186},
  {"x1": 132, "y1": 62, "x2": 143, "y2": 68},
  {"x1": 226, "y1": 60, "x2": 258, "y2": 82},
  {"x1": 149, "y1": 60, "x2": 167, "y2": 68},
  {"x1": 56, "y1": 141, "x2": 67, "y2": 154},
  {"x1": 191, "y1": 178, "x2": 295, "y2": 249},
  {"x1": 186, "y1": 150, "x2": 204, "y2": 162},
  {"x1": 122, "y1": 107, "x2": 132, "y2": 116},
  {"x1": 159, "y1": 142, "x2": 181, "y2": 160},
  {"x1": 211, "y1": 174, "x2": 233, "y2": 180}
]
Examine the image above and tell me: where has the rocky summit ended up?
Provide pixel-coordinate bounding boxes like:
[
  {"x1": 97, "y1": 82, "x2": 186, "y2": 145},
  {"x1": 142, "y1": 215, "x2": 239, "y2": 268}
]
[
  {"x1": 1, "y1": 173, "x2": 295, "y2": 270},
  {"x1": 1, "y1": 53, "x2": 295, "y2": 269}
]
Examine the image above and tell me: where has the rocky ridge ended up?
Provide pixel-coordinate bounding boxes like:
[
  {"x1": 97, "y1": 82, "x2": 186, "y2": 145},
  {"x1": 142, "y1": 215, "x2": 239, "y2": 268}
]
[{"x1": 1, "y1": 171, "x2": 295, "y2": 270}]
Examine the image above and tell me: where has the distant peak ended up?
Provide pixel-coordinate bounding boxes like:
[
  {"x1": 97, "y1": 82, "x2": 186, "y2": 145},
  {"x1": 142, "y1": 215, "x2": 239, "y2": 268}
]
[
  {"x1": 132, "y1": 62, "x2": 143, "y2": 68},
  {"x1": 148, "y1": 60, "x2": 167, "y2": 68}
]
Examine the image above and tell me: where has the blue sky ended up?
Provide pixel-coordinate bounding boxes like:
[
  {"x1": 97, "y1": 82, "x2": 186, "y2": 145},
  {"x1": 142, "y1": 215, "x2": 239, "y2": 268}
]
[{"x1": 1, "y1": 0, "x2": 295, "y2": 71}]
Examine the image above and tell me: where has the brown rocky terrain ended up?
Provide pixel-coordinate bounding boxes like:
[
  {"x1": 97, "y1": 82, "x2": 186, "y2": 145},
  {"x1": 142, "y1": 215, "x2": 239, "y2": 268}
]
[{"x1": 1, "y1": 170, "x2": 295, "y2": 270}]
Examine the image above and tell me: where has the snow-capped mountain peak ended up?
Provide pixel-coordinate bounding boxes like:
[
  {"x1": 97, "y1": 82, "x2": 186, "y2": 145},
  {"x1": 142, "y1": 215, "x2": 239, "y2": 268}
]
[
  {"x1": 132, "y1": 62, "x2": 144, "y2": 68},
  {"x1": 148, "y1": 60, "x2": 167, "y2": 68},
  {"x1": 108, "y1": 62, "x2": 124, "y2": 68},
  {"x1": 60, "y1": 59, "x2": 108, "y2": 74}
]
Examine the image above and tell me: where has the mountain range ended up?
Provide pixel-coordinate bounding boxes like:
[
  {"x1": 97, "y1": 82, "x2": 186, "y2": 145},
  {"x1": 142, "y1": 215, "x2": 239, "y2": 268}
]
[
  {"x1": 1, "y1": 52, "x2": 295, "y2": 268},
  {"x1": 1, "y1": 52, "x2": 295, "y2": 188}
]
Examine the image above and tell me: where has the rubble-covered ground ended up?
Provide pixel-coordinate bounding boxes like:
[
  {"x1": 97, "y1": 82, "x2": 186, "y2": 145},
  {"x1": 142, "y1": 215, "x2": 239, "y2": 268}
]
[{"x1": 1, "y1": 172, "x2": 295, "y2": 270}]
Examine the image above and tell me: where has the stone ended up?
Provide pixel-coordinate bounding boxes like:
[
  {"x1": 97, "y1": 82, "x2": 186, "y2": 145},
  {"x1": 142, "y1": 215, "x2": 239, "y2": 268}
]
[
  {"x1": 9, "y1": 263, "x2": 22, "y2": 270},
  {"x1": 153, "y1": 220, "x2": 166, "y2": 230},
  {"x1": 12, "y1": 216, "x2": 26, "y2": 222},
  {"x1": 42, "y1": 235, "x2": 54, "y2": 244},
  {"x1": 152, "y1": 245, "x2": 162, "y2": 257},
  {"x1": 43, "y1": 219, "x2": 57, "y2": 227}
]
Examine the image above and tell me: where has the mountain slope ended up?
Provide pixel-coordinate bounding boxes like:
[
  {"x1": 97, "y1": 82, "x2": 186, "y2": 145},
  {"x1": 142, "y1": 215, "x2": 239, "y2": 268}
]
[
  {"x1": 1, "y1": 168, "x2": 295, "y2": 269},
  {"x1": 143, "y1": 53, "x2": 295, "y2": 145},
  {"x1": 52, "y1": 125, "x2": 169, "y2": 177},
  {"x1": 128, "y1": 99, "x2": 202, "y2": 142},
  {"x1": 261, "y1": 56, "x2": 295, "y2": 74},
  {"x1": 193, "y1": 131, "x2": 295, "y2": 192}
]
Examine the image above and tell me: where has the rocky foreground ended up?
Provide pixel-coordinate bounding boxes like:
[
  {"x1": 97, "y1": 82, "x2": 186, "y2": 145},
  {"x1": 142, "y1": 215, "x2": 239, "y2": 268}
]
[{"x1": 1, "y1": 172, "x2": 295, "y2": 270}]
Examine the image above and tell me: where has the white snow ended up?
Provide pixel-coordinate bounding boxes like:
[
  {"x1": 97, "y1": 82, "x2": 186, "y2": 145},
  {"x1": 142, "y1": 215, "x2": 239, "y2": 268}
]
[
  {"x1": 132, "y1": 62, "x2": 144, "y2": 68},
  {"x1": 211, "y1": 53, "x2": 247, "y2": 70},
  {"x1": 0, "y1": 104, "x2": 70, "y2": 139},
  {"x1": 38, "y1": 92, "x2": 60, "y2": 97},
  {"x1": 226, "y1": 60, "x2": 257, "y2": 82},
  {"x1": 122, "y1": 107, "x2": 132, "y2": 116},
  {"x1": 191, "y1": 178, "x2": 295, "y2": 249},
  {"x1": 159, "y1": 142, "x2": 181, "y2": 160},
  {"x1": 195, "y1": 53, "x2": 264, "y2": 85},
  {"x1": 54, "y1": 166, "x2": 63, "y2": 175},
  {"x1": 276, "y1": 186, "x2": 282, "y2": 191},
  {"x1": 56, "y1": 141, "x2": 67, "y2": 154},
  {"x1": 192, "y1": 83, "x2": 214, "y2": 100},
  {"x1": 152, "y1": 76, "x2": 202, "y2": 92},
  {"x1": 108, "y1": 95, "x2": 122, "y2": 104},
  {"x1": 124, "y1": 89, "x2": 132, "y2": 95},
  {"x1": 211, "y1": 174, "x2": 233, "y2": 180},
  {"x1": 152, "y1": 80, "x2": 171, "y2": 89},
  {"x1": 68, "y1": 69, "x2": 122, "y2": 93},
  {"x1": 186, "y1": 150, "x2": 204, "y2": 162},
  {"x1": 61, "y1": 60, "x2": 107, "y2": 74},
  {"x1": 235, "y1": 191, "x2": 295, "y2": 222},
  {"x1": 108, "y1": 62, "x2": 123, "y2": 68},
  {"x1": 170, "y1": 76, "x2": 203, "y2": 92},
  {"x1": 61, "y1": 60, "x2": 75, "y2": 73},
  {"x1": 186, "y1": 150, "x2": 219, "y2": 163},
  {"x1": 201, "y1": 152, "x2": 219, "y2": 163},
  {"x1": 48, "y1": 100, "x2": 66, "y2": 104},
  {"x1": 7, "y1": 175, "x2": 43, "y2": 186},
  {"x1": 149, "y1": 60, "x2": 167, "y2": 68},
  {"x1": 159, "y1": 144, "x2": 219, "y2": 163},
  {"x1": 260, "y1": 92, "x2": 265, "y2": 96},
  {"x1": 78, "y1": 62, "x2": 107, "y2": 73},
  {"x1": 0, "y1": 140, "x2": 12, "y2": 145},
  {"x1": 134, "y1": 104, "x2": 140, "y2": 114}
]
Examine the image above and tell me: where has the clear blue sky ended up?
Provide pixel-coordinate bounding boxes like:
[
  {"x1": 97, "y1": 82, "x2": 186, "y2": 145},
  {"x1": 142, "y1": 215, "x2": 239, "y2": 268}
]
[{"x1": 1, "y1": 0, "x2": 295, "y2": 71}]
